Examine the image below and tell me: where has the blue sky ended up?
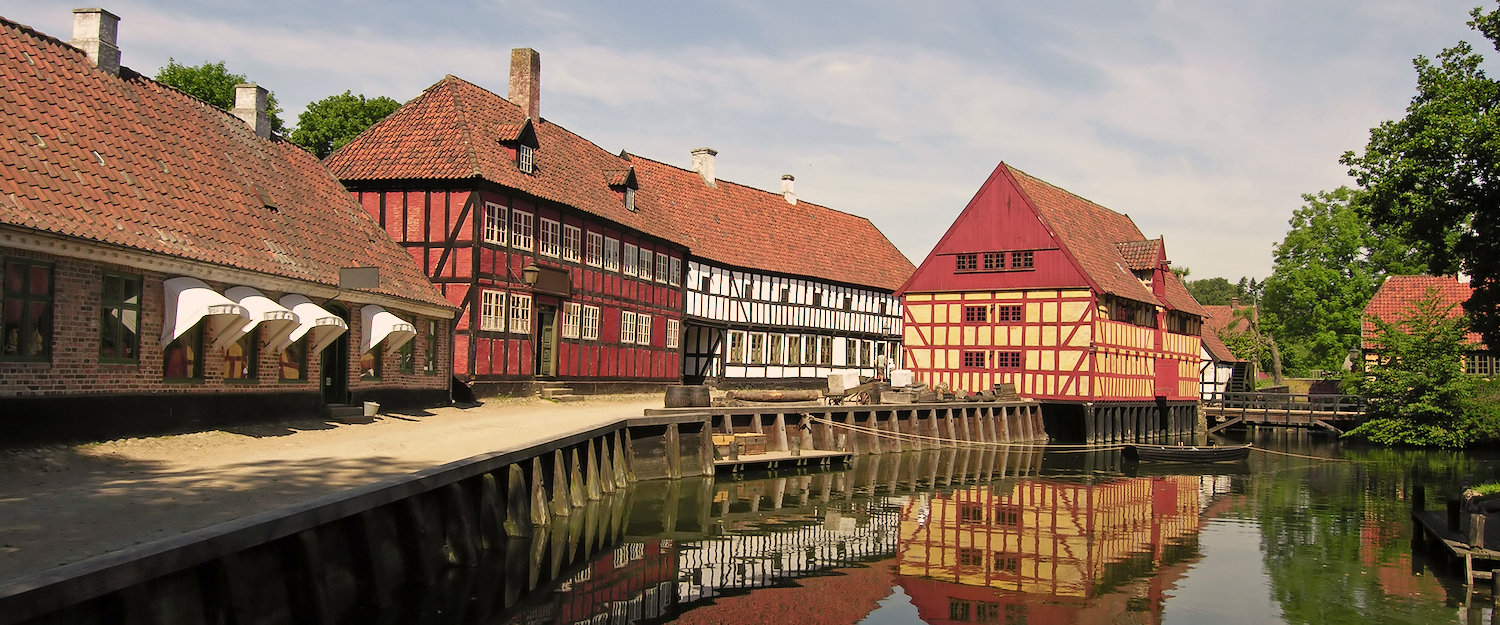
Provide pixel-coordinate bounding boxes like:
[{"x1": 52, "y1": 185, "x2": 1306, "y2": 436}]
[{"x1": 5, "y1": 1, "x2": 1488, "y2": 281}]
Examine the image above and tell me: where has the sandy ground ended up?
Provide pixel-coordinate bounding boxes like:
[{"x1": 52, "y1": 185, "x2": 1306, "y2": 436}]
[{"x1": 0, "y1": 394, "x2": 661, "y2": 588}]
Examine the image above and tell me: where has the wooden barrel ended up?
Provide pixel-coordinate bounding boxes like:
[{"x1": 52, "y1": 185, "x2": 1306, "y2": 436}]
[{"x1": 664, "y1": 385, "x2": 711, "y2": 408}]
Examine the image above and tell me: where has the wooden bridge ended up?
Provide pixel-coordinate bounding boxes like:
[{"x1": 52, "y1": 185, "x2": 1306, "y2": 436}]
[{"x1": 1205, "y1": 391, "x2": 1368, "y2": 434}]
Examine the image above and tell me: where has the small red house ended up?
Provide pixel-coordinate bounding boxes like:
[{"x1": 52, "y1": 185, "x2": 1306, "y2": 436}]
[{"x1": 1362, "y1": 275, "x2": 1491, "y2": 374}]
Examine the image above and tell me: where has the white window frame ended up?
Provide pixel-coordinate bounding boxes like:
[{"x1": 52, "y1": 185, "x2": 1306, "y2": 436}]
[
  {"x1": 581, "y1": 305, "x2": 601, "y2": 340},
  {"x1": 518, "y1": 144, "x2": 535, "y2": 174},
  {"x1": 668, "y1": 257, "x2": 682, "y2": 287},
  {"x1": 509, "y1": 292, "x2": 532, "y2": 334},
  {"x1": 666, "y1": 319, "x2": 680, "y2": 349},
  {"x1": 620, "y1": 310, "x2": 637, "y2": 344},
  {"x1": 604, "y1": 238, "x2": 621, "y2": 272},
  {"x1": 623, "y1": 243, "x2": 639, "y2": 277},
  {"x1": 480, "y1": 290, "x2": 506, "y2": 331},
  {"x1": 562, "y1": 225, "x2": 582, "y2": 263},
  {"x1": 539, "y1": 218, "x2": 560, "y2": 258},
  {"x1": 511, "y1": 209, "x2": 534, "y2": 250},
  {"x1": 562, "y1": 302, "x2": 581, "y2": 339},
  {"x1": 655, "y1": 253, "x2": 669, "y2": 285},
  {"x1": 728, "y1": 330, "x2": 746, "y2": 365},
  {"x1": 585, "y1": 232, "x2": 603, "y2": 267},
  {"x1": 483, "y1": 202, "x2": 506, "y2": 245},
  {"x1": 637, "y1": 313, "x2": 651, "y2": 345},
  {"x1": 625, "y1": 187, "x2": 636, "y2": 212},
  {"x1": 638, "y1": 247, "x2": 654, "y2": 281}
]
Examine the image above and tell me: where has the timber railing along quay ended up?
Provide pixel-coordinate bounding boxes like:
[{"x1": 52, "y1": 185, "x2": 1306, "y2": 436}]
[{"x1": 1205, "y1": 392, "x2": 1368, "y2": 434}]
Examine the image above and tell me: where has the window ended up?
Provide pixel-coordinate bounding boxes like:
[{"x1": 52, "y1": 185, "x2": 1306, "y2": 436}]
[
  {"x1": 620, "y1": 311, "x2": 637, "y2": 344},
  {"x1": 163, "y1": 324, "x2": 203, "y2": 380},
  {"x1": 862, "y1": 340, "x2": 873, "y2": 367},
  {"x1": 955, "y1": 253, "x2": 978, "y2": 272},
  {"x1": 225, "y1": 329, "x2": 258, "y2": 381},
  {"x1": 361, "y1": 344, "x2": 382, "y2": 380},
  {"x1": 949, "y1": 600, "x2": 971, "y2": 623},
  {"x1": 1469, "y1": 353, "x2": 1498, "y2": 376},
  {"x1": 604, "y1": 237, "x2": 621, "y2": 272},
  {"x1": 585, "y1": 232, "x2": 603, "y2": 267},
  {"x1": 975, "y1": 601, "x2": 1002, "y2": 622},
  {"x1": 844, "y1": 338, "x2": 856, "y2": 366},
  {"x1": 581, "y1": 306, "x2": 601, "y2": 340},
  {"x1": 819, "y1": 336, "x2": 833, "y2": 365},
  {"x1": 625, "y1": 187, "x2": 636, "y2": 211},
  {"x1": 2, "y1": 259, "x2": 52, "y2": 361},
  {"x1": 787, "y1": 335, "x2": 802, "y2": 365},
  {"x1": 994, "y1": 505, "x2": 1021, "y2": 525},
  {"x1": 517, "y1": 144, "x2": 535, "y2": 173},
  {"x1": 769, "y1": 334, "x2": 783, "y2": 365},
  {"x1": 562, "y1": 302, "x2": 581, "y2": 339},
  {"x1": 666, "y1": 319, "x2": 680, "y2": 349},
  {"x1": 562, "y1": 225, "x2": 581, "y2": 262},
  {"x1": 637, "y1": 313, "x2": 652, "y2": 345},
  {"x1": 622, "y1": 243, "x2": 639, "y2": 276},
  {"x1": 804, "y1": 335, "x2": 818, "y2": 365},
  {"x1": 669, "y1": 257, "x2": 682, "y2": 287},
  {"x1": 100, "y1": 272, "x2": 141, "y2": 362},
  {"x1": 483, "y1": 202, "x2": 506, "y2": 244},
  {"x1": 728, "y1": 330, "x2": 746, "y2": 364},
  {"x1": 655, "y1": 253, "x2": 670, "y2": 284},
  {"x1": 749, "y1": 333, "x2": 765, "y2": 364},
  {"x1": 424, "y1": 320, "x2": 439, "y2": 375},
  {"x1": 964, "y1": 305, "x2": 988, "y2": 323},
  {"x1": 539, "y1": 218, "x2": 560, "y2": 258},
  {"x1": 510, "y1": 209, "x2": 534, "y2": 250},
  {"x1": 780, "y1": 287, "x2": 790, "y2": 303},
  {"x1": 509, "y1": 293, "x2": 532, "y2": 334},
  {"x1": 962, "y1": 350, "x2": 987, "y2": 369},
  {"x1": 995, "y1": 351, "x2": 1022, "y2": 369},
  {"x1": 1011, "y1": 250, "x2": 1034, "y2": 269},
  {"x1": 481, "y1": 290, "x2": 506, "y2": 331},
  {"x1": 280, "y1": 337, "x2": 307, "y2": 381},
  {"x1": 992, "y1": 553, "x2": 1020, "y2": 574},
  {"x1": 982, "y1": 252, "x2": 1004, "y2": 270},
  {"x1": 842, "y1": 295, "x2": 852, "y2": 311},
  {"x1": 638, "y1": 248, "x2": 654, "y2": 281},
  {"x1": 399, "y1": 335, "x2": 415, "y2": 374},
  {"x1": 812, "y1": 291, "x2": 823, "y2": 307},
  {"x1": 959, "y1": 502, "x2": 985, "y2": 522},
  {"x1": 958, "y1": 548, "x2": 984, "y2": 567},
  {"x1": 996, "y1": 305, "x2": 1023, "y2": 322}
]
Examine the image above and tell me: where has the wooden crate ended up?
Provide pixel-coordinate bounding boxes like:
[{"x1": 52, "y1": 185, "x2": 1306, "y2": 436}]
[{"x1": 734, "y1": 433, "x2": 768, "y2": 455}]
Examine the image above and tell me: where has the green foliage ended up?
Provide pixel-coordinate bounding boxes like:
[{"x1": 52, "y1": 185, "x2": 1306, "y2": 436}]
[
  {"x1": 288, "y1": 91, "x2": 403, "y2": 158},
  {"x1": 1186, "y1": 277, "x2": 1237, "y2": 305},
  {"x1": 154, "y1": 59, "x2": 285, "y2": 133},
  {"x1": 1345, "y1": 288, "x2": 1498, "y2": 447},
  {"x1": 1260, "y1": 187, "x2": 1424, "y2": 375},
  {"x1": 1342, "y1": 3, "x2": 1500, "y2": 354}
]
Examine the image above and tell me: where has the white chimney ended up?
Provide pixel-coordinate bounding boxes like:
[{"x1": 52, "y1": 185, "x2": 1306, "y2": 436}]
[
  {"x1": 781, "y1": 174, "x2": 796, "y2": 205},
  {"x1": 232, "y1": 83, "x2": 271, "y2": 139},
  {"x1": 69, "y1": 8, "x2": 120, "y2": 76},
  {"x1": 509, "y1": 48, "x2": 541, "y2": 120},
  {"x1": 691, "y1": 148, "x2": 717, "y2": 187}
]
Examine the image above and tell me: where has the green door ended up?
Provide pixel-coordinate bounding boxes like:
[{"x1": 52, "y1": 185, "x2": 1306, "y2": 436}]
[{"x1": 537, "y1": 306, "x2": 557, "y2": 377}]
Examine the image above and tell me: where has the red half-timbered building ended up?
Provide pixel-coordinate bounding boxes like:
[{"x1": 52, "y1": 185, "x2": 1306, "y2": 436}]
[
  {"x1": 325, "y1": 50, "x2": 686, "y2": 394},
  {"x1": 898, "y1": 163, "x2": 1205, "y2": 440}
]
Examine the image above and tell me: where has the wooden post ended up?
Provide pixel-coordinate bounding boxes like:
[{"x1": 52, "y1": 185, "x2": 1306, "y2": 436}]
[
  {"x1": 1472, "y1": 513, "x2": 1487, "y2": 549},
  {"x1": 1415, "y1": 485, "x2": 1426, "y2": 513}
]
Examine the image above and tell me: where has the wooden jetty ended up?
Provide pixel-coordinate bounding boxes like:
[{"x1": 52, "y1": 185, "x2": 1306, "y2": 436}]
[
  {"x1": 1205, "y1": 392, "x2": 1368, "y2": 434},
  {"x1": 1411, "y1": 486, "x2": 1500, "y2": 596}
]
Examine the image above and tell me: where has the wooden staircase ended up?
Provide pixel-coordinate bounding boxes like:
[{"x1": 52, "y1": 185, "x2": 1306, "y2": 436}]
[{"x1": 537, "y1": 381, "x2": 582, "y2": 403}]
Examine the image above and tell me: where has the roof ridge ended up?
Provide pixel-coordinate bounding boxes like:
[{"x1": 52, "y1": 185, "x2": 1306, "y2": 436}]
[
  {"x1": 441, "y1": 76, "x2": 483, "y2": 178},
  {"x1": 624, "y1": 150, "x2": 878, "y2": 221}
]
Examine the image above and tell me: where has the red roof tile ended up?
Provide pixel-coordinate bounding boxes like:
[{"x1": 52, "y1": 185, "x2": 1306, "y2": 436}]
[
  {"x1": 626, "y1": 154, "x2": 914, "y2": 291},
  {"x1": 1202, "y1": 304, "x2": 1254, "y2": 335},
  {"x1": 1158, "y1": 268, "x2": 1207, "y2": 317},
  {"x1": 1361, "y1": 275, "x2": 1482, "y2": 349},
  {"x1": 1201, "y1": 326, "x2": 1240, "y2": 362},
  {"x1": 1115, "y1": 239, "x2": 1162, "y2": 270},
  {"x1": 0, "y1": 16, "x2": 449, "y2": 310}
]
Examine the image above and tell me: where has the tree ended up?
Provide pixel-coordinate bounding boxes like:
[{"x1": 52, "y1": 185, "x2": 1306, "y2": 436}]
[
  {"x1": 1260, "y1": 188, "x2": 1424, "y2": 375},
  {"x1": 1186, "y1": 277, "x2": 1238, "y2": 306},
  {"x1": 1342, "y1": 3, "x2": 1500, "y2": 353},
  {"x1": 1346, "y1": 288, "x2": 1498, "y2": 447},
  {"x1": 288, "y1": 91, "x2": 403, "y2": 158},
  {"x1": 154, "y1": 59, "x2": 285, "y2": 133}
]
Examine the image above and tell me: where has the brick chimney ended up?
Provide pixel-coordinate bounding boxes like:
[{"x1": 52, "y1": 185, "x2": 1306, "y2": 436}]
[
  {"x1": 781, "y1": 174, "x2": 796, "y2": 205},
  {"x1": 691, "y1": 148, "x2": 717, "y2": 187},
  {"x1": 232, "y1": 83, "x2": 271, "y2": 139},
  {"x1": 69, "y1": 8, "x2": 120, "y2": 76},
  {"x1": 509, "y1": 48, "x2": 541, "y2": 120}
]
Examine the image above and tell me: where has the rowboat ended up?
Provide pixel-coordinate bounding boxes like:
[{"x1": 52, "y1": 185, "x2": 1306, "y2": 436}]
[{"x1": 1123, "y1": 443, "x2": 1252, "y2": 463}]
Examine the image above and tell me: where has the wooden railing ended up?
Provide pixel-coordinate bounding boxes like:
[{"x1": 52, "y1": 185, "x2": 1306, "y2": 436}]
[{"x1": 1204, "y1": 392, "x2": 1367, "y2": 432}]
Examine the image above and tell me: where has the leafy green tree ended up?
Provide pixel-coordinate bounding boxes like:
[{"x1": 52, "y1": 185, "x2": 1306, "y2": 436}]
[
  {"x1": 1342, "y1": 3, "x2": 1500, "y2": 353},
  {"x1": 1346, "y1": 288, "x2": 1498, "y2": 447},
  {"x1": 154, "y1": 59, "x2": 285, "y2": 133},
  {"x1": 1186, "y1": 277, "x2": 1238, "y2": 306},
  {"x1": 1260, "y1": 188, "x2": 1423, "y2": 375},
  {"x1": 288, "y1": 91, "x2": 403, "y2": 158}
]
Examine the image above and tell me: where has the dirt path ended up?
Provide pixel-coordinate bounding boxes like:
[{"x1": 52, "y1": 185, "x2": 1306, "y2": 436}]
[{"x1": 0, "y1": 395, "x2": 661, "y2": 587}]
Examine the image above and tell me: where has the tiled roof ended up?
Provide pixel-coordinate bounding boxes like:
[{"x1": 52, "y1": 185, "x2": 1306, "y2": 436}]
[
  {"x1": 1202, "y1": 304, "x2": 1253, "y2": 335},
  {"x1": 1361, "y1": 275, "x2": 1482, "y2": 349},
  {"x1": 1201, "y1": 326, "x2": 1240, "y2": 362},
  {"x1": 626, "y1": 154, "x2": 914, "y2": 291},
  {"x1": 0, "y1": 16, "x2": 449, "y2": 310},
  {"x1": 1158, "y1": 268, "x2": 1207, "y2": 317},
  {"x1": 325, "y1": 75, "x2": 682, "y2": 246},
  {"x1": 1115, "y1": 238, "x2": 1162, "y2": 270}
]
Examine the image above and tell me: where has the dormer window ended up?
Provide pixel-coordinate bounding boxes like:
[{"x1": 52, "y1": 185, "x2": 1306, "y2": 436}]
[
  {"x1": 606, "y1": 166, "x2": 640, "y2": 212},
  {"x1": 625, "y1": 187, "x2": 636, "y2": 211},
  {"x1": 517, "y1": 144, "x2": 535, "y2": 174},
  {"x1": 497, "y1": 119, "x2": 540, "y2": 174}
]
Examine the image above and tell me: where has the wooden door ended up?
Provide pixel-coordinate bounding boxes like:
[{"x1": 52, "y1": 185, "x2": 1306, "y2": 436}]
[
  {"x1": 537, "y1": 306, "x2": 557, "y2": 377},
  {"x1": 1153, "y1": 359, "x2": 1177, "y2": 398}
]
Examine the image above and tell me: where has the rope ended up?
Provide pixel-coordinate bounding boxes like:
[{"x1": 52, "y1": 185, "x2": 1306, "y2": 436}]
[
  {"x1": 1248, "y1": 446, "x2": 1349, "y2": 462},
  {"x1": 807, "y1": 416, "x2": 1126, "y2": 453}
]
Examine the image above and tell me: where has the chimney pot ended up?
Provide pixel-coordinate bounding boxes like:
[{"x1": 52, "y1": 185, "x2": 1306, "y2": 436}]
[
  {"x1": 509, "y1": 48, "x2": 541, "y2": 120},
  {"x1": 690, "y1": 148, "x2": 717, "y2": 187},
  {"x1": 70, "y1": 8, "x2": 121, "y2": 76},
  {"x1": 232, "y1": 83, "x2": 271, "y2": 139},
  {"x1": 781, "y1": 174, "x2": 796, "y2": 205}
]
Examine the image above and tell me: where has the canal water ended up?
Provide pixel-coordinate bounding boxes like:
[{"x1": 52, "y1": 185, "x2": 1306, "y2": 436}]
[{"x1": 374, "y1": 431, "x2": 1500, "y2": 625}]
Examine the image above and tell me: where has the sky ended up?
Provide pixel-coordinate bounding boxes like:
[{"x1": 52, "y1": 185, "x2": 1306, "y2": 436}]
[{"x1": 4, "y1": 0, "x2": 1490, "y2": 281}]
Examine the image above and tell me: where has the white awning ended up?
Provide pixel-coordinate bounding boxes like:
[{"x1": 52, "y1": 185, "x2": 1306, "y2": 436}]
[
  {"x1": 361, "y1": 304, "x2": 416, "y2": 354},
  {"x1": 161, "y1": 277, "x2": 249, "y2": 345},
  {"x1": 218, "y1": 286, "x2": 300, "y2": 351},
  {"x1": 276, "y1": 294, "x2": 349, "y2": 355}
]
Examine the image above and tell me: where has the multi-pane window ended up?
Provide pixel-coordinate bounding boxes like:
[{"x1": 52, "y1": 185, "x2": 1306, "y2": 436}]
[
  {"x1": 812, "y1": 292, "x2": 823, "y2": 307},
  {"x1": 100, "y1": 272, "x2": 141, "y2": 362},
  {"x1": 862, "y1": 340, "x2": 873, "y2": 367},
  {"x1": 805, "y1": 335, "x2": 818, "y2": 365},
  {"x1": 995, "y1": 351, "x2": 1023, "y2": 369},
  {"x1": 843, "y1": 295, "x2": 852, "y2": 311},
  {"x1": 604, "y1": 238, "x2": 621, "y2": 272},
  {"x1": 480, "y1": 290, "x2": 506, "y2": 331},
  {"x1": 991, "y1": 553, "x2": 1020, "y2": 574},
  {"x1": 958, "y1": 547, "x2": 984, "y2": 567},
  {"x1": 668, "y1": 257, "x2": 682, "y2": 287},
  {"x1": 1011, "y1": 250, "x2": 1035, "y2": 269},
  {"x1": 1468, "y1": 353, "x2": 1498, "y2": 376},
  {"x1": 562, "y1": 225, "x2": 582, "y2": 263},
  {"x1": 666, "y1": 319, "x2": 679, "y2": 349},
  {"x1": 638, "y1": 247, "x2": 654, "y2": 281},
  {"x1": 539, "y1": 218, "x2": 560, "y2": 258},
  {"x1": 581, "y1": 305, "x2": 601, "y2": 340},
  {"x1": 844, "y1": 338, "x2": 856, "y2": 366},
  {"x1": 964, "y1": 305, "x2": 987, "y2": 323},
  {"x1": 955, "y1": 253, "x2": 978, "y2": 272},
  {"x1": 625, "y1": 187, "x2": 636, "y2": 211},
  {"x1": 982, "y1": 252, "x2": 1004, "y2": 270},
  {"x1": 225, "y1": 330, "x2": 258, "y2": 381},
  {"x1": 509, "y1": 293, "x2": 532, "y2": 334},
  {"x1": 769, "y1": 334, "x2": 783, "y2": 365},
  {"x1": 517, "y1": 144, "x2": 535, "y2": 173},
  {"x1": 399, "y1": 335, "x2": 415, "y2": 375},
  {"x1": 962, "y1": 350, "x2": 986, "y2": 368},
  {"x1": 622, "y1": 243, "x2": 639, "y2": 276},
  {"x1": 996, "y1": 305, "x2": 1023, "y2": 322},
  {"x1": 483, "y1": 202, "x2": 506, "y2": 244},
  {"x1": 424, "y1": 320, "x2": 439, "y2": 374},
  {"x1": 561, "y1": 302, "x2": 581, "y2": 339},
  {"x1": 728, "y1": 330, "x2": 746, "y2": 364},
  {"x1": 163, "y1": 324, "x2": 203, "y2": 380},
  {"x1": 749, "y1": 333, "x2": 766, "y2": 364},
  {"x1": 585, "y1": 232, "x2": 604, "y2": 267},
  {"x1": 510, "y1": 209, "x2": 534, "y2": 250},
  {"x1": 620, "y1": 311, "x2": 637, "y2": 344},
  {"x1": 787, "y1": 335, "x2": 803, "y2": 366},
  {"x1": 361, "y1": 344, "x2": 382, "y2": 380},
  {"x1": 280, "y1": 337, "x2": 306, "y2": 381},
  {"x1": 2, "y1": 259, "x2": 52, "y2": 361},
  {"x1": 655, "y1": 253, "x2": 670, "y2": 284},
  {"x1": 637, "y1": 313, "x2": 652, "y2": 345},
  {"x1": 699, "y1": 275, "x2": 711, "y2": 294},
  {"x1": 819, "y1": 336, "x2": 833, "y2": 365}
]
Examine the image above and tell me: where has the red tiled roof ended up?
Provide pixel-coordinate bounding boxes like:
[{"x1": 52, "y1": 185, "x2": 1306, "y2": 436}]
[
  {"x1": 1202, "y1": 304, "x2": 1252, "y2": 335},
  {"x1": 325, "y1": 75, "x2": 682, "y2": 246},
  {"x1": 1158, "y1": 268, "x2": 1207, "y2": 317},
  {"x1": 627, "y1": 154, "x2": 914, "y2": 291},
  {"x1": 1361, "y1": 275, "x2": 1482, "y2": 349},
  {"x1": 1115, "y1": 239, "x2": 1162, "y2": 270},
  {"x1": 1201, "y1": 326, "x2": 1240, "y2": 362},
  {"x1": 0, "y1": 16, "x2": 449, "y2": 310},
  {"x1": 671, "y1": 563, "x2": 894, "y2": 625}
]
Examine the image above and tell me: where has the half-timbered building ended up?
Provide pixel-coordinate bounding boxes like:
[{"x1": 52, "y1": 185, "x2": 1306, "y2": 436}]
[
  {"x1": 898, "y1": 163, "x2": 1206, "y2": 437},
  {"x1": 0, "y1": 10, "x2": 454, "y2": 444},
  {"x1": 325, "y1": 50, "x2": 687, "y2": 395},
  {"x1": 627, "y1": 152, "x2": 914, "y2": 386}
]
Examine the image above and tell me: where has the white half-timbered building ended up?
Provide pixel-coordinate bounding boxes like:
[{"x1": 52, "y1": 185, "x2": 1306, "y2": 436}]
[{"x1": 629, "y1": 150, "x2": 914, "y2": 386}]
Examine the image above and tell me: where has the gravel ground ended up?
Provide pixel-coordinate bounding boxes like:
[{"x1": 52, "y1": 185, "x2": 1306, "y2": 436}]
[{"x1": 0, "y1": 394, "x2": 661, "y2": 587}]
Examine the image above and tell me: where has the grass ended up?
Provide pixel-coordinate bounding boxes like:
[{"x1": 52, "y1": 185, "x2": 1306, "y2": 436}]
[{"x1": 1471, "y1": 482, "x2": 1500, "y2": 497}]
